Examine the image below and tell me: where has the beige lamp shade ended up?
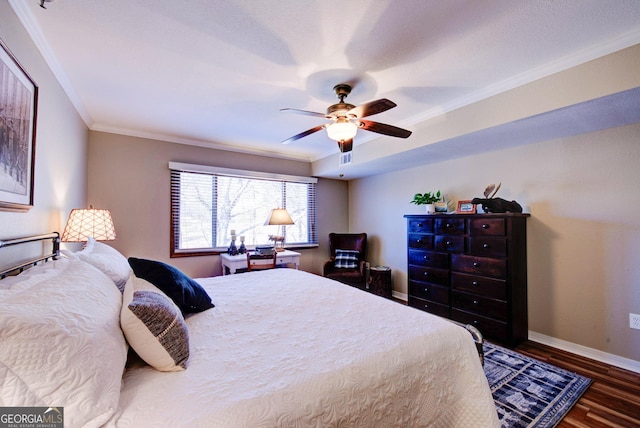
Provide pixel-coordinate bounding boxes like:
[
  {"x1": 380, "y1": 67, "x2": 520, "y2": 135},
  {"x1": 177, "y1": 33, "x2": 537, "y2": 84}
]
[
  {"x1": 61, "y1": 207, "x2": 116, "y2": 242},
  {"x1": 264, "y1": 208, "x2": 294, "y2": 226}
]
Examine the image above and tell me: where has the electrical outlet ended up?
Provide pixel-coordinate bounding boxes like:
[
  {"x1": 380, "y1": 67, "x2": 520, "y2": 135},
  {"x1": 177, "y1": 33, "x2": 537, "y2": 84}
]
[{"x1": 630, "y1": 313, "x2": 640, "y2": 330}]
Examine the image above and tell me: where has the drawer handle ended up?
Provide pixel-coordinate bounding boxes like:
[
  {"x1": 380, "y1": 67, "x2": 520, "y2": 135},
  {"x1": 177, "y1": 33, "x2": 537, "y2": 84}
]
[
  {"x1": 445, "y1": 223, "x2": 452, "y2": 228},
  {"x1": 473, "y1": 320, "x2": 479, "y2": 325},
  {"x1": 473, "y1": 262, "x2": 480, "y2": 267},
  {"x1": 424, "y1": 304, "x2": 429, "y2": 309},
  {"x1": 473, "y1": 300, "x2": 479, "y2": 305},
  {"x1": 417, "y1": 223, "x2": 423, "y2": 227},
  {"x1": 482, "y1": 224, "x2": 489, "y2": 229},
  {"x1": 446, "y1": 240, "x2": 452, "y2": 246},
  {"x1": 416, "y1": 238, "x2": 422, "y2": 243},
  {"x1": 483, "y1": 243, "x2": 490, "y2": 249},
  {"x1": 423, "y1": 272, "x2": 429, "y2": 277},
  {"x1": 423, "y1": 255, "x2": 430, "y2": 261},
  {"x1": 472, "y1": 281, "x2": 479, "y2": 287},
  {"x1": 423, "y1": 287, "x2": 430, "y2": 293}
]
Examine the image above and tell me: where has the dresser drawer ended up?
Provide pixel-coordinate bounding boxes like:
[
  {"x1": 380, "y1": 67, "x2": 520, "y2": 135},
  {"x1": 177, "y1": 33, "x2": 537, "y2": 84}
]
[
  {"x1": 408, "y1": 233, "x2": 433, "y2": 250},
  {"x1": 451, "y1": 254, "x2": 506, "y2": 278},
  {"x1": 407, "y1": 218, "x2": 433, "y2": 233},
  {"x1": 409, "y1": 281, "x2": 449, "y2": 304},
  {"x1": 451, "y1": 273, "x2": 506, "y2": 300},
  {"x1": 469, "y1": 218, "x2": 505, "y2": 236},
  {"x1": 434, "y1": 235, "x2": 465, "y2": 253},
  {"x1": 408, "y1": 249, "x2": 448, "y2": 268},
  {"x1": 468, "y1": 237, "x2": 507, "y2": 257},
  {"x1": 408, "y1": 266, "x2": 449, "y2": 286},
  {"x1": 451, "y1": 309, "x2": 508, "y2": 341},
  {"x1": 409, "y1": 296, "x2": 450, "y2": 318},
  {"x1": 452, "y1": 291, "x2": 507, "y2": 321},
  {"x1": 435, "y1": 218, "x2": 465, "y2": 235}
]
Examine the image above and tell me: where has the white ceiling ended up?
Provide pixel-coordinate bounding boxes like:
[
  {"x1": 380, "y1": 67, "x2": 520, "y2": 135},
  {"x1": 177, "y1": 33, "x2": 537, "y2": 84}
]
[{"x1": 10, "y1": 0, "x2": 640, "y2": 177}]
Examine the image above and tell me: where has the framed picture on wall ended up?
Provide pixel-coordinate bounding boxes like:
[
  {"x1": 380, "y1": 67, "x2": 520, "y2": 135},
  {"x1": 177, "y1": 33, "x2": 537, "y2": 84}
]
[
  {"x1": 456, "y1": 200, "x2": 476, "y2": 214},
  {"x1": 0, "y1": 37, "x2": 38, "y2": 212}
]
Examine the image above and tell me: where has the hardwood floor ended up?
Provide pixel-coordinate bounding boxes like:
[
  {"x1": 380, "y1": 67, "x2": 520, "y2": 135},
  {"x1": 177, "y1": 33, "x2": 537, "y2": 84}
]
[{"x1": 513, "y1": 340, "x2": 640, "y2": 428}]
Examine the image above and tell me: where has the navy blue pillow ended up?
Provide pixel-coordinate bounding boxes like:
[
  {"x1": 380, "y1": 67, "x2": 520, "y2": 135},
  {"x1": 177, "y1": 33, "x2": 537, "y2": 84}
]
[{"x1": 128, "y1": 258, "x2": 214, "y2": 314}]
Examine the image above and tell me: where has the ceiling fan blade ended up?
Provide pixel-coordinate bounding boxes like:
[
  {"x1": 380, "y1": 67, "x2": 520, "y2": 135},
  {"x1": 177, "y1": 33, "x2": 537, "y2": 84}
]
[
  {"x1": 280, "y1": 108, "x2": 328, "y2": 118},
  {"x1": 348, "y1": 98, "x2": 396, "y2": 118},
  {"x1": 281, "y1": 125, "x2": 325, "y2": 144},
  {"x1": 358, "y1": 120, "x2": 412, "y2": 138}
]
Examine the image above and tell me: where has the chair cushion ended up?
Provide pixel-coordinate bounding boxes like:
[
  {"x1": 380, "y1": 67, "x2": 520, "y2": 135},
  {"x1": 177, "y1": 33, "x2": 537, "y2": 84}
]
[{"x1": 334, "y1": 249, "x2": 359, "y2": 269}]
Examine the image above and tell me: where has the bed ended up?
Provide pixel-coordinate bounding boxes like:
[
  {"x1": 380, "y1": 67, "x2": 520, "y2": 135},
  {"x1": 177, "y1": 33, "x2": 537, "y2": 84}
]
[{"x1": 0, "y1": 233, "x2": 499, "y2": 427}]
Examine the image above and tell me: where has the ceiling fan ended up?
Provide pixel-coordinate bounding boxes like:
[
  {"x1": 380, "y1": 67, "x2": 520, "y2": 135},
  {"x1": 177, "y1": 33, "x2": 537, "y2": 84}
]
[{"x1": 281, "y1": 84, "x2": 412, "y2": 153}]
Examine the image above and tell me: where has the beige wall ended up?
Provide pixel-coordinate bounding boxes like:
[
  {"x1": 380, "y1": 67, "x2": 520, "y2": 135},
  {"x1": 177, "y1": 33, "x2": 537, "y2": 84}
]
[
  {"x1": 0, "y1": 4, "x2": 88, "y2": 261},
  {"x1": 349, "y1": 122, "x2": 640, "y2": 362},
  {"x1": 87, "y1": 131, "x2": 348, "y2": 277}
]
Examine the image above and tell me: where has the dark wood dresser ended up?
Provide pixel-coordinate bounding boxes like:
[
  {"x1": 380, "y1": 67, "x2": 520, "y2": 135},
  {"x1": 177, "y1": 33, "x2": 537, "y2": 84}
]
[{"x1": 404, "y1": 213, "x2": 529, "y2": 345}]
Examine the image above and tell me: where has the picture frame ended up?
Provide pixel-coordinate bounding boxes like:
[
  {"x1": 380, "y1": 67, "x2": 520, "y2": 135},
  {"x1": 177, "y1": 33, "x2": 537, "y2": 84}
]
[
  {"x1": 457, "y1": 200, "x2": 476, "y2": 214},
  {"x1": 0, "y1": 37, "x2": 38, "y2": 212}
]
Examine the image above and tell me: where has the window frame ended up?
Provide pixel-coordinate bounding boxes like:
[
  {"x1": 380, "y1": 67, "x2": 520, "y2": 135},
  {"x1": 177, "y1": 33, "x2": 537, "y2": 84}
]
[{"x1": 169, "y1": 162, "x2": 318, "y2": 258}]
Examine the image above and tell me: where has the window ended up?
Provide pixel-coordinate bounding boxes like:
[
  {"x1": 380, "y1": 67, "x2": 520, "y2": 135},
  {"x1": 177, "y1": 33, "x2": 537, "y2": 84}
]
[{"x1": 169, "y1": 162, "x2": 317, "y2": 256}]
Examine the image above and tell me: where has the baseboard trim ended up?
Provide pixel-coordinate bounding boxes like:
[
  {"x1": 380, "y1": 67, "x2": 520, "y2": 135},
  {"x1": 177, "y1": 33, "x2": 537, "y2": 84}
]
[
  {"x1": 528, "y1": 331, "x2": 640, "y2": 374},
  {"x1": 392, "y1": 291, "x2": 407, "y2": 302}
]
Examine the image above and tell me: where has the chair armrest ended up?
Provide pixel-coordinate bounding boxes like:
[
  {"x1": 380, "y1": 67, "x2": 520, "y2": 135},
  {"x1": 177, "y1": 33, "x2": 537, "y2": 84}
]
[
  {"x1": 358, "y1": 260, "x2": 368, "y2": 275},
  {"x1": 323, "y1": 259, "x2": 336, "y2": 276}
]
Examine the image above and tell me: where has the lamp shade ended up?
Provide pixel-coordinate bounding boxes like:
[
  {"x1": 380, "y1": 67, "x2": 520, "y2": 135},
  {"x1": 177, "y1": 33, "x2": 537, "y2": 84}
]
[
  {"x1": 265, "y1": 208, "x2": 294, "y2": 226},
  {"x1": 61, "y1": 207, "x2": 116, "y2": 242}
]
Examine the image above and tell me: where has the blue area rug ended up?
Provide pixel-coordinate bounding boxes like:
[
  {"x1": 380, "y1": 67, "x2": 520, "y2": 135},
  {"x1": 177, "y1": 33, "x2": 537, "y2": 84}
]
[{"x1": 483, "y1": 343, "x2": 591, "y2": 428}]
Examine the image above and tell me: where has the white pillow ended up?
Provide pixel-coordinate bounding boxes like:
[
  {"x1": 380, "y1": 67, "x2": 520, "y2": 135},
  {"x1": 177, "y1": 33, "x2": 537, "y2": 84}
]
[
  {"x1": 76, "y1": 237, "x2": 131, "y2": 292},
  {"x1": 0, "y1": 258, "x2": 128, "y2": 428},
  {"x1": 121, "y1": 275, "x2": 190, "y2": 372},
  {"x1": 0, "y1": 257, "x2": 71, "y2": 292}
]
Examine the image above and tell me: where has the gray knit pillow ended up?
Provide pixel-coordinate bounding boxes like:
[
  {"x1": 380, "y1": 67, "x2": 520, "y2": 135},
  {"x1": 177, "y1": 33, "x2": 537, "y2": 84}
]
[{"x1": 120, "y1": 276, "x2": 189, "y2": 371}]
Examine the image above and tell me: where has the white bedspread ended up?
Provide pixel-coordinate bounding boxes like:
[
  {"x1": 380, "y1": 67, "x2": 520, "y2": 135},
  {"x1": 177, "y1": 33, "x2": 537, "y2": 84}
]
[{"x1": 107, "y1": 269, "x2": 498, "y2": 427}]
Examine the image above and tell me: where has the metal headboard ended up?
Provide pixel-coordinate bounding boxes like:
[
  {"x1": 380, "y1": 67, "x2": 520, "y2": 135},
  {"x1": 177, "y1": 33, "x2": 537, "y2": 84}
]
[{"x1": 0, "y1": 232, "x2": 60, "y2": 278}]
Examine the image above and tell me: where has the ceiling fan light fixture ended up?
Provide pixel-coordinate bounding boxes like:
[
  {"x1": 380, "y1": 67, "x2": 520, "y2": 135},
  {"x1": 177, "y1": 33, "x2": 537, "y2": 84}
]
[{"x1": 326, "y1": 118, "x2": 357, "y2": 142}]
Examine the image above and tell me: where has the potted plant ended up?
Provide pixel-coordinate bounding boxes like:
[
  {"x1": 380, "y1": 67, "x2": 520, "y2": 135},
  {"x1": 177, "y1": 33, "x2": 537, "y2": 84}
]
[{"x1": 410, "y1": 191, "x2": 442, "y2": 214}]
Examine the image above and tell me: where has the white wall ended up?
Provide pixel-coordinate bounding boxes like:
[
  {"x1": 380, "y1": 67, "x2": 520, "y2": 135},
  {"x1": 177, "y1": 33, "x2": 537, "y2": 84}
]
[
  {"x1": 349, "y1": 122, "x2": 640, "y2": 363},
  {"x1": 0, "y1": 4, "x2": 87, "y2": 259}
]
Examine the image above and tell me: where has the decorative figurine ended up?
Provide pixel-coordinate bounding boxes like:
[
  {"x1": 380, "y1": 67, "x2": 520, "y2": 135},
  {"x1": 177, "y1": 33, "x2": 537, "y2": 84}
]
[
  {"x1": 268, "y1": 234, "x2": 286, "y2": 252},
  {"x1": 228, "y1": 230, "x2": 238, "y2": 255},
  {"x1": 238, "y1": 235, "x2": 246, "y2": 254},
  {"x1": 471, "y1": 183, "x2": 523, "y2": 213}
]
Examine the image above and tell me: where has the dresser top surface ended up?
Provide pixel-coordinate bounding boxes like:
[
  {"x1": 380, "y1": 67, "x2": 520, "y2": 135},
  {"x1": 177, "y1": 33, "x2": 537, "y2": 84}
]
[{"x1": 404, "y1": 213, "x2": 530, "y2": 218}]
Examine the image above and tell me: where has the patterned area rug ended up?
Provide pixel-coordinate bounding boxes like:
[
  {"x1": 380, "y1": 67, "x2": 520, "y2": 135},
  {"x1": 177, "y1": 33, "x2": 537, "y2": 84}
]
[{"x1": 483, "y1": 343, "x2": 591, "y2": 428}]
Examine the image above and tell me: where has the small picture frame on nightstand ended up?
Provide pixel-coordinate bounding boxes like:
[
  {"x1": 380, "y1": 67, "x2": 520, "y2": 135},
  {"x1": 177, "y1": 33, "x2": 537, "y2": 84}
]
[{"x1": 457, "y1": 200, "x2": 476, "y2": 214}]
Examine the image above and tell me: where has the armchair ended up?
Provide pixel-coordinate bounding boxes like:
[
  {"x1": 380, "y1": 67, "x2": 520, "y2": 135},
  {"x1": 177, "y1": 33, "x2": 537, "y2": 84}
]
[{"x1": 323, "y1": 233, "x2": 368, "y2": 289}]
